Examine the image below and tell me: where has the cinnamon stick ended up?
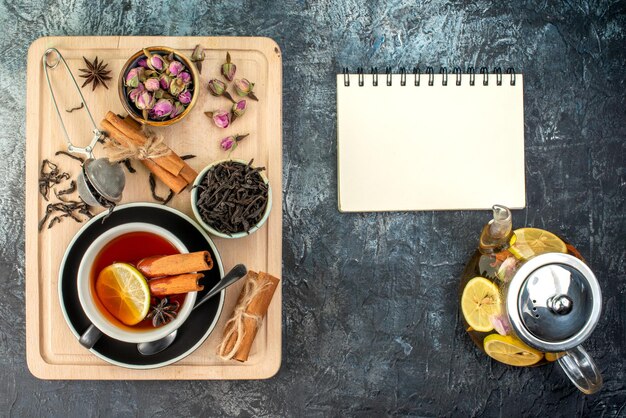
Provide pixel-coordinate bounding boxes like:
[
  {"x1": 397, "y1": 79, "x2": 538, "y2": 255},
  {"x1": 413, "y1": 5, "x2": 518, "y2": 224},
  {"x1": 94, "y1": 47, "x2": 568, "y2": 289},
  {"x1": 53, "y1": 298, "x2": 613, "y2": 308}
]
[
  {"x1": 149, "y1": 273, "x2": 204, "y2": 296},
  {"x1": 104, "y1": 111, "x2": 185, "y2": 176},
  {"x1": 100, "y1": 120, "x2": 188, "y2": 193},
  {"x1": 137, "y1": 251, "x2": 214, "y2": 278},
  {"x1": 219, "y1": 271, "x2": 280, "y2": 362},
  {"x1": 179, "y1": 163, "x2": 198, "y2": 184}
]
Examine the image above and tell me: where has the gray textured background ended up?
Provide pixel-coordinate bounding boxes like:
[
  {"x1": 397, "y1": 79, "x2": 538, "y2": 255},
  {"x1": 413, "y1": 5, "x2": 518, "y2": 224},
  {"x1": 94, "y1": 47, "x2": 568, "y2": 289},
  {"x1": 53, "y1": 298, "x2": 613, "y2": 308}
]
[{"x1": 1, "y1": 0, "x2": 625, "y2": 416}]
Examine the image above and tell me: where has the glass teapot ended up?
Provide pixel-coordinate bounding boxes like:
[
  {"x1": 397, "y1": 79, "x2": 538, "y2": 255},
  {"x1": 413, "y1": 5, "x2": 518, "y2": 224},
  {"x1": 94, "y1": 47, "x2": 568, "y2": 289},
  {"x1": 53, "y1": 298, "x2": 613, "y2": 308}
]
[{"x1": 460, "y1": 205, "x2": 603, "y2": 394}]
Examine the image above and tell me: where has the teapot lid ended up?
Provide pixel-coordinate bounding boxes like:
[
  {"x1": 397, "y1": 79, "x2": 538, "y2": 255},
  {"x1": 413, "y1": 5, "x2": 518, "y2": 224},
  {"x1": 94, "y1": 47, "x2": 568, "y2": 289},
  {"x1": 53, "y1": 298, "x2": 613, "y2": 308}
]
[{"x1": 506, "y1": 253, "x2": 602, "y2": 352}]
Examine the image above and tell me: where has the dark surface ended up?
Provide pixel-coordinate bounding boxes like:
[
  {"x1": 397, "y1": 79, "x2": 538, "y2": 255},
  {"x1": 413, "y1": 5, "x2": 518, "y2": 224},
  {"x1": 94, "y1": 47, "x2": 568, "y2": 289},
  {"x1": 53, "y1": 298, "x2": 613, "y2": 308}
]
[{"x1": 1, "y1": 1, "x2": 625, "y2": 416}]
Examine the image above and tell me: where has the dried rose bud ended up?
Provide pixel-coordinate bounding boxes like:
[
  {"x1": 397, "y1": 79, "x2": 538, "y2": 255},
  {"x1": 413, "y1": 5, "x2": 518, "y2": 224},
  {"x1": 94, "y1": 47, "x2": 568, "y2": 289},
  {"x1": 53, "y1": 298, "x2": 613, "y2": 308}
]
[
  {"x1": 233, "y1": 78, "x2": 258, "y2": 101},
  {"x1": 149, "y1": 99, "x2": 174, "y2": 119},
  {"x1": 125, "y1": 67, "x2": 143, "y2": 88},
  {"x1": 159, "y1": 74, "x2": 171, "y2": 90},
  {"x1": 205, "y1": 110, "x2": 230, "y2": 129},
  {"x1": 170, "y1": 102, "x2": 185, "y2": 118},
  {"x1": 128, "y1": 83, "x2": 145, "y2": 102},
  {"x1": 230, "y1": 99, "x2": 246, "y2": 122},
  {"x1": 220, "y1": 133, "x2": 249, "y2": 152},
  {"x1": 144, "y1": 77, "x2": 160, "y2": 92},
  {"x1": 137, "y1": 58, "x2": 149, "y2": 68},
  {"x1": 220, "y1": 136, "x2": 235, "y2": 151},
  {"x1": 169, "y1": 78, "x2": 186, "y2": 96},
  {"x1": 208, "y1": 79, "x2": 236, "y2": 103},
  {"x1": 177, "y1": 71, "x2": 192, "y2": 84},
  {"x1": 221, "y1": 52, "x2": 236, "y2": 81},
  {"x1": 178, "y1": 90, "x2": 192, "y2": 105},
  {"x1": 168, "y1": 60, "x2": 184, "y2": 76},
  {"x1": 190, "y1": 44, "x2": 205, "y2": 73},
  {"x1": 208, "y1": 79, "x2": 226, "y2": 96},
  {"x1": 143, "y1": 49, "x2": 165, "y2": 71},
  {"x1": 135, "y1": 91, "x2": 155, "y2": 110}
]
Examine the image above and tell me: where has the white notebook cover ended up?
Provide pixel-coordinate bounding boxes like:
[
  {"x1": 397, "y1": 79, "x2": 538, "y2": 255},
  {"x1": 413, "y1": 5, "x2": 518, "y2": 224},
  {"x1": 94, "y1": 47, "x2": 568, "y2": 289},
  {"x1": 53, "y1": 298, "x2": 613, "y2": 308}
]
[{"x1": 336, "y1": 72, "x2": 526, "y2": 212}]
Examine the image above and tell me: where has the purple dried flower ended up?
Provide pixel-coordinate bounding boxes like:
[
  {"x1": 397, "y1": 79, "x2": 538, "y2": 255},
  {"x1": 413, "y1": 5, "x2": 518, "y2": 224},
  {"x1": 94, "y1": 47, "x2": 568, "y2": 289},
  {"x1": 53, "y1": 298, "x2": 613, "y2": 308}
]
[
  {"x1": 178, "y1": 71, "x2": 191, "y2": 84},
  {"x1": 144, "y1": 77, "x2": 160, "y2": 92},
  {"x1": 135, "y1": 91, "x2": 155, "y2": 110},
  {"x1": 170, "y1": 102, "x2": 185, "y2": 118},
  {"x1": 125, "y1": 67, "x2": 143, "y2": 88},
  {"x1": 137, "y1": 58, "x2": 148, "y2": 68},
  {"x1": 231, "y1": 99, "x2": 246, "y2": 122},
  {"x1": 205, "y1": 110, "x2": 230, "y2": 128},
  {"x1": 220, "y1": 136, "x2": 235, "y2": 151},
  {"x1": 159, "y1": 74, "x2": 171, "y2": 90},
  {"x1": 220, "y1": 133, "x2": 249, "y2": 152},
  {"x1": 150, "y1": 99, "x2": 174, "y2": 119},
  {"x1": 168, "y1": 60, "x2": 184, "y2": 76},
  {"x1": 178, "y1": 90, "x2": 192, "y2": 105},
  {"x1": 128, "y1": 83, "x2": 145, "y2": 102}
]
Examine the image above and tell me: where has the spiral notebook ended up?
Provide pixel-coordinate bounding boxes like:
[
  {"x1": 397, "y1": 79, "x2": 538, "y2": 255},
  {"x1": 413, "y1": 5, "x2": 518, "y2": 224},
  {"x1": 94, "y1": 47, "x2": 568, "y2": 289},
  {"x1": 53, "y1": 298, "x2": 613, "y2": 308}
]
[{"x1": 336, "y1": 67, "x2": 526, "y2": 212}]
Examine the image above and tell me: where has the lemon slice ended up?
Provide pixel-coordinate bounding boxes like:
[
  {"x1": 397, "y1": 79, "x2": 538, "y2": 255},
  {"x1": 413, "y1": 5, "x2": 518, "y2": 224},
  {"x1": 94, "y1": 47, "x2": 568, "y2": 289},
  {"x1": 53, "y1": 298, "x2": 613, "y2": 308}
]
[
  {"x1": 461, "y1": 277, "x2": 501, "y2": 332},
  {"x1": 545, "y1": 352, "x2": 564, "y2": 362},
  {"x1": 508, "y1": 228, "x2": 567, "y2": 260},
  {"x1": 484, "y1": 334, "x2": 543, "y2": 366},
  {"x1": 95, "y1": 263, "x2": 151, "y2": 326}
]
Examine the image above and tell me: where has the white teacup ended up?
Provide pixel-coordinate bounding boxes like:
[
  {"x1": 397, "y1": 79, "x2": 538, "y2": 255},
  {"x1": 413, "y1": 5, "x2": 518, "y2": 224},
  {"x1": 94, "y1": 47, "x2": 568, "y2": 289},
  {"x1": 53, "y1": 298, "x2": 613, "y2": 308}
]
[{"x1": 77, "y1": 223, "x2": 197, "y2": 345}]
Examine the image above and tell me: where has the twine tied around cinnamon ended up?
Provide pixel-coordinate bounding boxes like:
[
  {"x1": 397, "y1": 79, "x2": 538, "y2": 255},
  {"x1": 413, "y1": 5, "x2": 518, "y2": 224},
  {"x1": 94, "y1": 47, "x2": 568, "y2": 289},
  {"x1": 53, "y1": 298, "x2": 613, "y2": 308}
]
[
  {"x1": 104, "y1": 128, "x2": 171, "y2": 163},
  {"x1": 217, "y1": 275, "x2": 272, "y2": 360}
]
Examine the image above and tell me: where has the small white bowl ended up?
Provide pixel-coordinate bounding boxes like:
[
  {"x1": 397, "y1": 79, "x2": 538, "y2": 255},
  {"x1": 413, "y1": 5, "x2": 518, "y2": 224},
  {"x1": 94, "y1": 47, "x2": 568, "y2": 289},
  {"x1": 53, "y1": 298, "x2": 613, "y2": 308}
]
[
  {"x1": 191, "y1": 159, "x2": 272, "y2": 239},
  {"x1": 77, "y1": 223, "x2": 197, "y2": 344}
]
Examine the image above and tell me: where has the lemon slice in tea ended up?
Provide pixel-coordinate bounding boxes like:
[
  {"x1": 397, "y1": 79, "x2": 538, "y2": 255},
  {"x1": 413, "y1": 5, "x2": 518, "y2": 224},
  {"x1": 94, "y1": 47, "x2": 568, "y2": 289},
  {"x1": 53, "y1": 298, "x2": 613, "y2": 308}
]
[
  {"x1": 508, "y1": 228, "x2": 567, "y2": 260},
  {"x1": 461, "y1": 277, "x2": 501, "y2": 332},
  {"x1": 95, "y1": 262, "x2": 151, "y2": 326},
  {"x1": 484, "y1": 334, "x2": 543, "y2": 366}
]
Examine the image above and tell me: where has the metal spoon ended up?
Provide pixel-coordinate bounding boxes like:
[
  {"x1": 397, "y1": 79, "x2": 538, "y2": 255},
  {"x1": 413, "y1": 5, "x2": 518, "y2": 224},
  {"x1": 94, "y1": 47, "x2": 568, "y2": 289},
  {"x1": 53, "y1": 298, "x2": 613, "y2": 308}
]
[{"x1": 137, "y1": 263, "x2": 248, "y2": 356}]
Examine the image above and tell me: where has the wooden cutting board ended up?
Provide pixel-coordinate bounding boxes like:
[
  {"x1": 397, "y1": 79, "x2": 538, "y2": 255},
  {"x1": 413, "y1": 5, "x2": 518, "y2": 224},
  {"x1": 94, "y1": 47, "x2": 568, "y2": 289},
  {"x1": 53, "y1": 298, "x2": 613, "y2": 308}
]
[{"x1": 25, "y1": 36, "x2": 282, "y2": 379}]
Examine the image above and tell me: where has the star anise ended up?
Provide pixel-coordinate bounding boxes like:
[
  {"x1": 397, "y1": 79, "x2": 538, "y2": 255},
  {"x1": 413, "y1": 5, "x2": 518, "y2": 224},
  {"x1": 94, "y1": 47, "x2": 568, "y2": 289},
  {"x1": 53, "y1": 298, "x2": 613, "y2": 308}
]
[
  {"x1": 146, "y1": 297, "x2": 180, "y2": 327},
  {"x1": 79, "y1": 56, "x2": 112, "y2": 90}
]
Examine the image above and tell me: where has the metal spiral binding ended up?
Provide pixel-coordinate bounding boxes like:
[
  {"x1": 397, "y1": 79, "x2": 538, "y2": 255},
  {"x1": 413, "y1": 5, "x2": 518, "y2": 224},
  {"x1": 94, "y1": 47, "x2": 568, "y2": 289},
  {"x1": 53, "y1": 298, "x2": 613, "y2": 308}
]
[
  {"x1": 413, "y1": 67, "x2": 421, "y2": 86},
  {"x1": 467, "y1": 67, "x2": 475, "y2": 86},
  {"x1": 426, "y1": 67, "x2": 434, "y2": 86},
  {"x1": 454, "y1": 67, "x2": 462, "y2": 86},
  {"x1": 345, "y1": 66, "x2": 516, "y2": 87},
  {"x1": 507, "y1": 68, "x2": 516, "y2": 85},
  {"x1": 495, "y1": 67, "x2": 502, "y2": 86},
  {"x1": 480, "y1": 67, "x2": 489, "y2": 85}
]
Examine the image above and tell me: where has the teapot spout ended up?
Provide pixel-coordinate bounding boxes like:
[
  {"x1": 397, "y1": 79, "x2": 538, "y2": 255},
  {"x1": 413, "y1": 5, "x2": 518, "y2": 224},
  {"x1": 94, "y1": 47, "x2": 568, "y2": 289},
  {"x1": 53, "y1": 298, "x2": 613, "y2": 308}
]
[
  {"x1": 479, "y1": 204, "x2": 513, "y2": 253},
  {"x1": 490, "y1": 205, "x2": 512, "y2": 239}
]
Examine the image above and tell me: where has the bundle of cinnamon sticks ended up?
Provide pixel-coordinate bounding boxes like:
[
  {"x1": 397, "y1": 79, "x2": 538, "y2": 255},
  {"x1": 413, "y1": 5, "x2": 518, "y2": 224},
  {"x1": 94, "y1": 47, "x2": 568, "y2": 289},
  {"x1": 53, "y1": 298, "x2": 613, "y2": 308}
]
[
  {"x1": 137, "y1": 251, "x2": 214, "y2": 296},
  {"x1": 218, "y1": 271, "x2": 279, "y2": 362},
  {"x1": 99, "y1": 112, "x2": 197, "y2": 193}
]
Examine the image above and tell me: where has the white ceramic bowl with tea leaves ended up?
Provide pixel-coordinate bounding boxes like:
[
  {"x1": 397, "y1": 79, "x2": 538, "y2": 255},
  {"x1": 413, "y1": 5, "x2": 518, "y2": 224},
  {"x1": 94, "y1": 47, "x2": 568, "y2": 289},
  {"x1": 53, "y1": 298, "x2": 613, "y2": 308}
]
[{"x1": 191, "y1": 159, "x2": 272, "y2": 239}]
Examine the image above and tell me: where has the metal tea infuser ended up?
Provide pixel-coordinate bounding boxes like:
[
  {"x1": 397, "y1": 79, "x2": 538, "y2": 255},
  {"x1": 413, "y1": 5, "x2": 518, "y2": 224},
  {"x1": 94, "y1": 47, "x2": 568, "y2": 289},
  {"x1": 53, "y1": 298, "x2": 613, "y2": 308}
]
[{"x1": 43, "y1": 48, "x2": 125, "y2": 207}]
